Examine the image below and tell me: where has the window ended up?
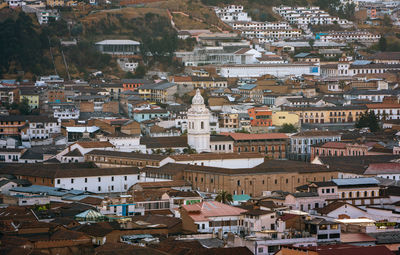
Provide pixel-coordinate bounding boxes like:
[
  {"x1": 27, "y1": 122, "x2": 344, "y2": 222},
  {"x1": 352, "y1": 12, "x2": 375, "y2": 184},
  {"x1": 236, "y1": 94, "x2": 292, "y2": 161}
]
[
  {"x1": 371, "y1": 191, "x2": 375, "y2": 196},
  {"x1": 342, "y1": 192, "x2": 345, "y2": 198},
  {"x1": 258, "y1": 248, "x2": 263, "y2": 253},
  {"x1": 98, "y1": 177, "x2": 101, "y2": 182},
  {"x1": 331, "y1": 224, "x2": 339, "y2": 229},
  {"x1": 201, "y1": 121, "x2": 204, "y2": 129},
  {"x1": 275, "y1": 179, "x2": 278, "y2": 184},
  {"x1": 111, "y1": 176, "x2": 114, "y2": 181},
  {"x1": 111, "y1": 185, "x2": 114, "y2": 191},
  {"x1": 98, "y1": 186, "x2": 101, "y2": 191},
  {"x1": 237, "y1": 180, "x2": 241, "y2": 186},
  {"x1": 124, "y1": 176, "x2": 127, "y2": 181},
  {"x1": 85, "y1": 178, "x2": 87, "y2": 183},
  {"x1": 71, "y1": 179, "x2": 74, "y2": 184},
  {"x1": 57, "y1": 179, "x2": 60, "y2": 184}
]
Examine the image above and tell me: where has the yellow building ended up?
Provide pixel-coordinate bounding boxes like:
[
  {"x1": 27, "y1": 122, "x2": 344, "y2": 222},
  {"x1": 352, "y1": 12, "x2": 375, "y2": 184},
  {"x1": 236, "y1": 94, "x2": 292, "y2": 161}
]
[
  {"x1": 20, "y1": 89, "x2": 39, "y2": 109},
  {"x1": 284, "y1": 106, "x2": 367, "y2": 125},
  {"x1": 272, "y1": 111, "x2": 300, "y2": 127},
  {"x1": 46, "y1": 0, "x2": 64, "y2": 7}
]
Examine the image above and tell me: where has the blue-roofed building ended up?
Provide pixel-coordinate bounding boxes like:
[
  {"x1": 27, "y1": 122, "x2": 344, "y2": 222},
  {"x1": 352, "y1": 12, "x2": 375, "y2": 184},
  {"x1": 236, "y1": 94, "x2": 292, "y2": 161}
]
[
  {"x1": 9, "y1": 185, "x2": 92, "y2": 202},
  {"x1": 238, "y1": 84, "x2": 258, "y2": 101},
  {"x1": 330, "y1": 178, "x2": 381, "y2": 206}
]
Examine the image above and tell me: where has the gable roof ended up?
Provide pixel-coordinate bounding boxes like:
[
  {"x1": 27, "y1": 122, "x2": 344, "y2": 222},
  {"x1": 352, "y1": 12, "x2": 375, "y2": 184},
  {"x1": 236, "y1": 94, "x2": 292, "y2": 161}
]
[
  {"x1": 222, "y1": 132, "x2": 288, "y2": 141},
  {"x1": 74, "y1": 141, "x2": 114, "y2": 148},
  {"x1": 316, "y1": 201, "x2": 362, "y2": 215}
]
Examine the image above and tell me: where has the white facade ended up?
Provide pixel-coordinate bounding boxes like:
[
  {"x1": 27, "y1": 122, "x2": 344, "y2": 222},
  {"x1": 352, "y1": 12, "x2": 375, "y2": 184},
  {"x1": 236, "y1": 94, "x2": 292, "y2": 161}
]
[
  {"x1": 53, "y1": 106, "x2": 80, "y2": 121},
  {"x1": 290, "y1": 133, "x2": 341, "y2": 157},
  {"x1": 99, "y1": 135, "x2": 145, "y2": 152},
  {"x1": 218, "y1": 64, "x2": 320, "y2": 78},
  {"x1": 214, "y1": 5, "x2": 252, "y2": 22},
  {"x1": 28, "y1": 120, "x2": 61, "y2": 140},
  {"x1": 187, "y1": 89, "x2": 211, "y2": 153},
  {"x1": 55, "y1": 174, "x2": 141, "y2": 193},
  {"x1": 242, "y1": 211, "x2": 276, "y2": 234},
  {"x1": 369, "y1": 107, "x2": 400, "y2": 120},
  {"x1": 273, "y1": 6, "x2": 347, "y2": 26},
  {"x1": 196, "y1": 215, "x2": 243, "y2": 234},
  {"x1": 0, "y1": 149, "x2": 23, "y2": 163},
  {"x1": 174, "y1": 157, "x2": 264, "y2": 169}
]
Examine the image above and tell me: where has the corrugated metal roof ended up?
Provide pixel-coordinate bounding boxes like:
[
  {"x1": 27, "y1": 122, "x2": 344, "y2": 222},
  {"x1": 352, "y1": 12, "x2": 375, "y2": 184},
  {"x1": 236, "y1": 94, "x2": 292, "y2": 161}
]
[
  {"x1": 332, "y1": 178, "x2": 379, "y2": 186},
  {"x1": 95, "y1": 40, "x2": 140, "y2": 45}
]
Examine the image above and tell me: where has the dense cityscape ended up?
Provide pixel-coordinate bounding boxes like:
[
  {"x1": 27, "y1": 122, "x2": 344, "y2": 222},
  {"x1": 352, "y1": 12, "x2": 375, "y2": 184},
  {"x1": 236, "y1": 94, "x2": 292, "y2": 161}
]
[{"x1": 0, "y1": 0, "x2": 400, "y2": 254}]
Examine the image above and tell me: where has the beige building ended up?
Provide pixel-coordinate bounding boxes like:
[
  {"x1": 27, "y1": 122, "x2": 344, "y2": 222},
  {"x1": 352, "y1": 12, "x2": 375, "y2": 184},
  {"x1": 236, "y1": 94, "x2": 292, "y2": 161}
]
[{"x1": 272, "y1": 111, "x2": 300, "y2": 127}]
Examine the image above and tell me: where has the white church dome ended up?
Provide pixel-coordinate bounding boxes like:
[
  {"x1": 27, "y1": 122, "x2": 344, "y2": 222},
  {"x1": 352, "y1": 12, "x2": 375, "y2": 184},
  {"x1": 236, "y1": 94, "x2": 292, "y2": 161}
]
[{"x1": 192, "y1": 89, "x2": 204, "y2": 105}]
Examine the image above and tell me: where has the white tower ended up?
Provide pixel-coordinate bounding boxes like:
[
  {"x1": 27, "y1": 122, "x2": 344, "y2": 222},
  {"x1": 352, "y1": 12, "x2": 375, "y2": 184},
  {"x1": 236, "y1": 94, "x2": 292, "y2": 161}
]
[{"x1": 187, "y1": 89, "x2": 210, "y2": 153}]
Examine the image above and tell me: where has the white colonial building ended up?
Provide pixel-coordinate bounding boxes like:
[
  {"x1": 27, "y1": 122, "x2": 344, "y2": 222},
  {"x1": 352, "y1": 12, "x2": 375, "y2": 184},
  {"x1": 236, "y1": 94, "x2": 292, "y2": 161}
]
[{"x1": 187, "y1": 89, "x2": 211, "y2": 153}]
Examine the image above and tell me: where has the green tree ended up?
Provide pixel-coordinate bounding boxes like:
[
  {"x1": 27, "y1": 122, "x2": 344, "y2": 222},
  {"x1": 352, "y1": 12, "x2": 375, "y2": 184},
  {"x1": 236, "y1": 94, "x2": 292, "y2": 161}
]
[
  {"x1": 215, "y1": 190, "x2": 233, "y2": 204},
  {"x1": 379, "y1": 36, "x2": 387, "y2": 52},
  {"x1": 383, "y1": 14, "x2": 392, "y2": 27},
  {"x1": 355, "y1": 111, "x2": 380, "y2": 132},
  {"x1": 278, "y1": 123, "x2": 298, "y2": 133},
  {"x1": 308, "y1": 39, "x2": 315, "y2": 49},
  {"x1": 18, "y1": 98, "x2": 31, "y2": 115},
  {"x1": 183, "y1": 146, "x2": 196, "y2": 154}
]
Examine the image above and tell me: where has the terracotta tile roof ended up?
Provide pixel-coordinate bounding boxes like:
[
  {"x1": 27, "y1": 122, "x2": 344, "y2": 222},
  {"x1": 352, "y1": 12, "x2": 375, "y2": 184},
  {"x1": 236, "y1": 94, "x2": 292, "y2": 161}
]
[
  {"x1": 234, "y1": 48, "x2": 252, "y2": 54},
  {"x1": 316, "y1": 245, "x2": 394, "y2": 255},
  {"x1": 0, "y1": 166, "x2": 140, "y2": 179},
  {"x1": 78, "y1": 196, "x2": 103, "y2": 206},
  {"x1": 181, "y1": 201, "x2": 247, "y2": 222},
  {"x1": 317, "y1": 142, "x2": 347, "y2": 149},
  {"x1": 221, "y1": 132, "x2": 288, "y2": 141},
  {"x1": 364, "y1": 163, "x2": 400, "y2": 174},
  {"x1": 367, "y1": 104, "x2": 400, "y2": 109},
  {"x1": 368, "y1": 52, "x2": 400, "y2": 60},
  {"x1": 150, "y1": 160, "x2": 332, "y2": 176},
  {"x1": 75, "y1": 141, "x2": 114, "y2": 148},
  {"x1": 279, "y1": 213, "x2": 298, "y2": 221},
  {"x1": 341, "y1": 233, "x2": 377, "y2": 243},
  {"x1": 173, "y1": 76, "x2": 193, "y2": 83},
  {"x1": 64, "y1": 148, "x2": 83, "y2": 157},
  {"x1": 140, "y1": 136, "x2": 188, "y2": 148},
  {"x1": 316, "y1": 201, "x2": 357, "y2": 215},
  {"x1": 132, "y1": 180, "x2": 191, "y2": 190},
  {"x1": 86, "y1": 150, "x2": 169, "y2": 161},
  {"x1": 171, "y1": 152, "x2": 264, "y2": 161},
  {"x1": 242, "y1": 209, "x2": 274, "y2": 216}
]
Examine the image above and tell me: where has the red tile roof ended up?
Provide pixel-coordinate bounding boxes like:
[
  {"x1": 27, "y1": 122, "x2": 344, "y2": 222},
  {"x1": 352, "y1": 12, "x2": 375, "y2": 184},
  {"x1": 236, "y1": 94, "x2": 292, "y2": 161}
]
[
  {"x1": 341, "y1": 233, "x2": 377, "y2": 243},
  {"x1": 181, "y1": 201, "x2": 247, "y2": 222},
  {"x1": 364, "y1": 163, "x2": 400, "y2": 174},
  {"x1": 75, "y1": 141, "x2": 114, "y2": 148},
  {"x1": 173, "y1": 76, "x2": 192, "y2": 83},
  {"x1": 367, "y1": 104, "x2": 400, "y2": 109},
  {"x1": 319, "y1": 142, "x2": 347, "y2": 149},
  {"x1": 221, "y1": 132, "x2": 288, "y2": 141}
]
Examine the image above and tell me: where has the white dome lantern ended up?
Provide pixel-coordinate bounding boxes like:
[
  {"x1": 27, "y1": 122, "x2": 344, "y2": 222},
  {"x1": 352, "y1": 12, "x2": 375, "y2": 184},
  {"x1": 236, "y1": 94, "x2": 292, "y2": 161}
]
[{"x1": 192, "y1": 89, "x2": 204, "y2": 105}]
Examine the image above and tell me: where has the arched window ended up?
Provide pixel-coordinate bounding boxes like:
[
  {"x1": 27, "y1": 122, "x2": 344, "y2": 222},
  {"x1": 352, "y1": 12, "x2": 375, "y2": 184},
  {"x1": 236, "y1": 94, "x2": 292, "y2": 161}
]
[
  {"x1": 371, "y1": 191, "x2": 375, "y2": 197},
  {"x1": 356, "y1": 191, "x2": 360, "y2": 198},
  {"x1": 364, "y1": 191, "x2": 368, "y2": 197},
  {"x1": 342, "y1": 192, "x2": 345, "y2": 198},
  {"x1": 349, "y1": 192, "x2": 352, "y2": 198}
]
